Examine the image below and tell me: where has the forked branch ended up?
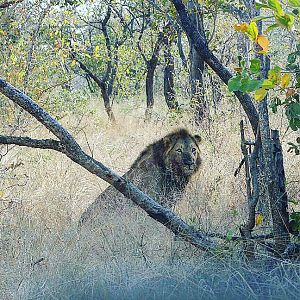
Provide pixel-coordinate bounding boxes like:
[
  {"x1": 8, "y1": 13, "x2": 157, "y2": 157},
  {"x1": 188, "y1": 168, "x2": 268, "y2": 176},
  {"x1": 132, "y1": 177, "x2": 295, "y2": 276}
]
[{"x1": 0, "y1": 78, "x2": 215, "y2": 252}]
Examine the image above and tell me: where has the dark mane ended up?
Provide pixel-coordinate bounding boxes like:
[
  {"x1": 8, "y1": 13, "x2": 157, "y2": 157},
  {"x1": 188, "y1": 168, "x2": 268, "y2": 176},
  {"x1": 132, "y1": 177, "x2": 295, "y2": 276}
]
[{"x1": 131, "y1": 128, "x2": 195, "y2": 172}]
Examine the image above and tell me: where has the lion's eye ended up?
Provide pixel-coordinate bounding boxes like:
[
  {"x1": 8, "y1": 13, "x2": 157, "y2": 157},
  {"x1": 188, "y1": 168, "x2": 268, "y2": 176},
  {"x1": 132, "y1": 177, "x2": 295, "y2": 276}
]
[{"x1": 176, "y1": 148, "x2": 183, "y2": 153}]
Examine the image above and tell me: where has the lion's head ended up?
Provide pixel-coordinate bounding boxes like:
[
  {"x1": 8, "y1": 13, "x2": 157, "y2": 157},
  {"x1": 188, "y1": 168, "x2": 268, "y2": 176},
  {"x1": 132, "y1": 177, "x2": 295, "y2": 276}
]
[{"x1": 162, "y1": 129, "x2": 201, "y2": 178}]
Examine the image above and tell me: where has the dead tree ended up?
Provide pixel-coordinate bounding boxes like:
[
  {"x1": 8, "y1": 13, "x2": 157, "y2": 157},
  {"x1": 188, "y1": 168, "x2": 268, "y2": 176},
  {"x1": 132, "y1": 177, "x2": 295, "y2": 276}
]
[
  {"x1": 238, "y1": 120, "x2": 259, "y2": 259},
  {"x1": 0, "y1": 77, "x2": 215, "y2": 252}
]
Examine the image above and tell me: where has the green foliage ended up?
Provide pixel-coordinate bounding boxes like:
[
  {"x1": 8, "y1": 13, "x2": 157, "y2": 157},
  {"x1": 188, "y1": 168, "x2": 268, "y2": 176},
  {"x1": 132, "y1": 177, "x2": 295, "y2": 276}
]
[
  {"x1": 230, "y1": 1, "x2": 300, "y2": 146},
  {"x1": 228, "y1": 59, "x2": 263, "y2": 94},
  {"x1": 289, "y1": 211, "x2": 300, "y2": 235},
  {"x1": 287, "y1": 137, "x2": 300, "y2": 155}
]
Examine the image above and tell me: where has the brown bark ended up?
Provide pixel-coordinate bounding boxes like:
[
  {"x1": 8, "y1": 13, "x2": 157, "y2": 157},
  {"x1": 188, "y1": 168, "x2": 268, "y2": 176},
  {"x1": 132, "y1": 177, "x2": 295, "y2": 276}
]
[
  {"x1": 187, "y1": 0, "x2": 207, "y2": 124},
  {"x1": 163, "y1": 32, "x2": 178, "y2": 110}
]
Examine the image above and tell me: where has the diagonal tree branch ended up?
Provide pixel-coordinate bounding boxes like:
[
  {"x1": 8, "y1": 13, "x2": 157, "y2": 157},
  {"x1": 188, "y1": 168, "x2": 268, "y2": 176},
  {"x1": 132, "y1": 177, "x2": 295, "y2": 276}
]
[
  {"x1": 170, "y1": 0, "x2": 259, "y2": 135},
  {"x1": 0, "y1": 78, "x2": 215, "y2": 252}
]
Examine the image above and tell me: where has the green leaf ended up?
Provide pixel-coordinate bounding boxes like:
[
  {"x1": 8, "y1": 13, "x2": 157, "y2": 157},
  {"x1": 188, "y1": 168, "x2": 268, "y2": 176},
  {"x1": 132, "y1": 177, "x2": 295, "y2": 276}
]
[
  {"x1": 262, "y1": 79, "x2": 275, "y2": 89},
  {"x1": 243, "y1": 78, "x2": 263, "y2": 92},
  {"x1": 255, "y1": 1, "x2": 271, "y2": 9},
  {"x1": 289, "y1": 119, "x2": 299, "y2": 130},
  {"x1": 250, "y1": 58, "x2": 261, "y2": 73},
  {"x1": 270, "y1": 98, "x2": 281, "y2": 113},
  {"x1": 246, "y1": 21, "x2": 258, "y2": 41},
  {"x1": 268, "y1": 0, "x2": 284, "y2": 15},
  {"x1": 276, "y1": 13, "x2": 295, "y2": 29},
  {"x1": 255, "y1": 88, "x2": 268, "y2": 101},
  {"x1": 252, "y1": 15, "x2": 273, "y2": 22},
  {"x1": 291, "y1": 102, "x2": 300, "y2": 116},
  {"x1": 286, "y1": 103, "x2": 300, "y2": 130},
  {"x1": 228, "y1": 75, "x2": 242, "y2": 92},
  {"x1": 289, "y1": 0, "x2": 300, "y2": 7}
]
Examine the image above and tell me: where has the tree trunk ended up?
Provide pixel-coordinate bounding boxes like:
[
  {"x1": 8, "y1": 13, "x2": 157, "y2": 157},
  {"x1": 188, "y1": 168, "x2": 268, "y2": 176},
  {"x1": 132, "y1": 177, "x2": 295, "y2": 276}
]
[
  {"x1": 163, "y1": 35, "x2": 179, "y2": 110},
  {"x1": 257, "y1": 55, "x2": 290, "y2": 255},
  {"x1": 272, "y1": 129, "x2": 289, "y2": 236},
  {"x1": 73, "y1": 55, "x2": 116, "y2": 123},
  {"x1": 187, "y1": 0, "x2": 207, "y2": 124},
  {"x1": 176, "y1": 27, "x2": 188, "y2": 69},
  {"x1": 145, "y1": 59, "x2": 157, "y2": 120},
  {"x1": 100, "y1": 85, "x2": 116, "y2": 123}
]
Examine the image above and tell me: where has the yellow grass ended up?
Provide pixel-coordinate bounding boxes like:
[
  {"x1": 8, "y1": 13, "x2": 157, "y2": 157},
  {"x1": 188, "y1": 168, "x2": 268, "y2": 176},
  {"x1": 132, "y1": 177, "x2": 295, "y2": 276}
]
[{"x1": 0, "y1": 97, "x2": 299, "y2": 299}]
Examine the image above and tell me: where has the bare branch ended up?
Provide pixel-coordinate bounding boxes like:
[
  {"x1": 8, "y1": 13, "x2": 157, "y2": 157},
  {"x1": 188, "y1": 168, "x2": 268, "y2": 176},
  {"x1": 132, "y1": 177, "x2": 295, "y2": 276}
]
[{"x1": 0, "y1": 135, "x2": 64, "y2": 152}]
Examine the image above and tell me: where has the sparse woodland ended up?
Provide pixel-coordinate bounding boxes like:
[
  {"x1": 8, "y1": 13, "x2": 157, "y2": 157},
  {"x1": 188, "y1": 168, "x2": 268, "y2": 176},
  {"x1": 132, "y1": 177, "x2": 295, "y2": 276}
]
[{"x1": 0, "y1": 0, "x2": 300, "y2": 299}]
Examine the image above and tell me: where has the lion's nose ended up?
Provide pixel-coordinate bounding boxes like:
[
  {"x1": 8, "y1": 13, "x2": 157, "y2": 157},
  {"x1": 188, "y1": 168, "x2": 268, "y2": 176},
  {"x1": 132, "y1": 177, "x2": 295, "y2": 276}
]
[{"x1": 183, "y1": 155, "x2": 194, "y2": 167}]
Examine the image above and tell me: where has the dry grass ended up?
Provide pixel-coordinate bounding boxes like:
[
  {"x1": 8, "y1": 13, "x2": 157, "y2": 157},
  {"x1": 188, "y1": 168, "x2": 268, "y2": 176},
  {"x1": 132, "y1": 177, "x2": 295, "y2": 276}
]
[{"x1": 0, "y1": 97, "x2": 300, "y2": 299}]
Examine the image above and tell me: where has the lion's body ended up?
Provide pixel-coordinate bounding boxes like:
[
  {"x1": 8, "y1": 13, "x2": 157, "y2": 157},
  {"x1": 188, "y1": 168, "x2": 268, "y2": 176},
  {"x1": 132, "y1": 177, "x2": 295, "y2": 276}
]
[{"x1": 80, "y1": 129, "x2": 201, "y2": 226}]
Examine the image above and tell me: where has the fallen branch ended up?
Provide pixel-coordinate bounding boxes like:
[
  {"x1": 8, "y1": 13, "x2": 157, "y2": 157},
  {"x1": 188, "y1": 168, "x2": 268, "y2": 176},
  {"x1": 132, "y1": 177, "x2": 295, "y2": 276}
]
[
  {"x1": 0, "y1": 136, "x2": 64, "y2": 152},
  {"x1": 0, "y1": 78, "x2": 215, "y2": 252}
]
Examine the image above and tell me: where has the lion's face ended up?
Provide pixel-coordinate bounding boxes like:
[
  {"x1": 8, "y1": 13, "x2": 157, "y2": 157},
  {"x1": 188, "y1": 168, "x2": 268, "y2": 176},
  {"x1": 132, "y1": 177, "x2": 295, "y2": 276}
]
[{"x1": 164, "y1": 133, "x2": 201, "y2": 177}]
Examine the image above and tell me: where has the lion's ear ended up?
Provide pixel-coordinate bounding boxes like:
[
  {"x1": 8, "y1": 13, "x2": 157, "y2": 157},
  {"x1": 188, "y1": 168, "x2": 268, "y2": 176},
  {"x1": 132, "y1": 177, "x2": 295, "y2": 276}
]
[
  {"x1": 193, "y1": 134, "x2": 202, "y2": 144},
  {"x1": 163, "y1": 136, "x2": 173, "y2": 149}
]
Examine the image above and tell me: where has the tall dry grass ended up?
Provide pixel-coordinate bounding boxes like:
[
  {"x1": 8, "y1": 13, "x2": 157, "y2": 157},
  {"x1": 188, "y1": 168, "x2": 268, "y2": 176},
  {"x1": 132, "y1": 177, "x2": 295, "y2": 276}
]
[{"x1": 0, "y1": 97, "x2": 300, "y2": 299}]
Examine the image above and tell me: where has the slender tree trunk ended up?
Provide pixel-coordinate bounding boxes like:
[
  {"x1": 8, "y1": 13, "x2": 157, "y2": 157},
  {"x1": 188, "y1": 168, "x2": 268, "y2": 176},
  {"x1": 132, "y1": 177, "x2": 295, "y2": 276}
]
[
  {"x1": 163, "y1": 35, "x2": 179, "y2": 110},
  {"x1": 145, "y1": 59, "x2": 157, "y2": 120},
  {"x1": 176, "y1": 28, "x2": 188, "y2": 69},
  {"x1": 100, "y1": 85, "x2": 116, "y2": 123},
  {"x1": 187, "y1": 0, "x2": 207, "y2": 124},
  {"x1": 144, "y1": 26, "x2": 169, "y2": 120}
]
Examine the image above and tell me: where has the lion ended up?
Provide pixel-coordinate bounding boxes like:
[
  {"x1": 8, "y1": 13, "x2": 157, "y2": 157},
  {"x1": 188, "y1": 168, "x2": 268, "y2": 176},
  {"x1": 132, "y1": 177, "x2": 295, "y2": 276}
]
[{"x1": 79, "y1": 129, "x2": 202, "y2": 227}]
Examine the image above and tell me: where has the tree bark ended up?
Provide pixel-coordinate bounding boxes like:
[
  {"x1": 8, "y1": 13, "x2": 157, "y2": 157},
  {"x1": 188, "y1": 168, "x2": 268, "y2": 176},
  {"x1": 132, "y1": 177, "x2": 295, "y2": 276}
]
[
  {"x1": 145, "y1": 59, "x2": 157, "y2": 120},
  {"x1": 187, "y1": 0, "x2": 207, "y2": 124},
  {"x1": 144, "y1": 31, "x2": 165, "y2": 120},
  {"x1": 176, "y1": 28, "x2": 188, "y2": 69},
  {"x1": 0, "y1": 77, "x2": 215, "y2": 252},
  {"x1": 258, "y1": 99, "x2": 290, "y2": 254},
  {"x1": 163, "y1": 33, "x2": 179, "y2": 110}
]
